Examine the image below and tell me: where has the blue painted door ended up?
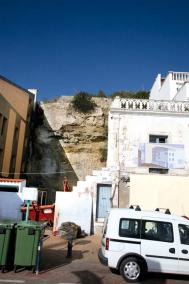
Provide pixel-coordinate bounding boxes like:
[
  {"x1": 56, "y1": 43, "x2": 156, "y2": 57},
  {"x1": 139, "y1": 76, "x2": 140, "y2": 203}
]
[{"x1": 97, "y1": 184, "x2": 111, "y2": 218}]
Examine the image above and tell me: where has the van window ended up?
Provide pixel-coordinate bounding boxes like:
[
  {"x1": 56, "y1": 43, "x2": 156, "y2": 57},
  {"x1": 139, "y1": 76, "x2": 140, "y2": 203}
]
[
  {"x1": 179, "y1": 224, "x2": 189, "y2": 245},
  {"x1": 142, "y1": 220, "x2": 173, "y2": 242},
  {"x1": 119, "y1": 218, "x2": 140, "y2": 239}
]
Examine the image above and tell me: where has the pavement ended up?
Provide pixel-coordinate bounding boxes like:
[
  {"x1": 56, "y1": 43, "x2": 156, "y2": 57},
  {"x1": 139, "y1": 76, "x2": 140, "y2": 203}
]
[
  {"x1": 0, "y1": 229, "x2": 125, "y2": 284},
  {"x1": 1, "y1": 229, "x2": 189, "y2": 284}
]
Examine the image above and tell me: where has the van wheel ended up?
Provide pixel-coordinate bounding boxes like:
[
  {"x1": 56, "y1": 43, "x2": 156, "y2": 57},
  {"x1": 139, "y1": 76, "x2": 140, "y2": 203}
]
[{"x1": 120, "y1": 257, "x2": 145, "y2": 283}]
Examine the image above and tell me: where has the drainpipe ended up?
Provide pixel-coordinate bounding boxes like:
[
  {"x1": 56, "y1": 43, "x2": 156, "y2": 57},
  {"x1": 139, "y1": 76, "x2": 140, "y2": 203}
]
[
  {"x1": 110, "y1": 113, "x2": 121, "y2": 208},
  {"x1": 117, "y1": 114, "x2": 121, "y2": 208}
]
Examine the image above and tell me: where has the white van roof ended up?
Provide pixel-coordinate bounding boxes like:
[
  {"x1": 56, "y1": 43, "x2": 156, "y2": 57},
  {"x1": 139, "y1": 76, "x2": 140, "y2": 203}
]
[{"x1": 108, "y1": 208, "x2": 187, "y2": 223}]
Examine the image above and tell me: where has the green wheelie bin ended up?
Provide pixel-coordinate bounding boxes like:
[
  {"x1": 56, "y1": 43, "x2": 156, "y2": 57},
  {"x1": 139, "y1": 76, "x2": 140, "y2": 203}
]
[
  {"x1": 0, "y1": 220, "x2": 16, "y2": 273},
  {"x1": 14, "y1": 221, "x2": 46, "y2": 273}
]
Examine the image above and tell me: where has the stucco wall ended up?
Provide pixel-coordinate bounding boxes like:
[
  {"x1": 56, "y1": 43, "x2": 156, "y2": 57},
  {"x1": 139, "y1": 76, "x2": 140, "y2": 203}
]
[
  {"x1": 0, "y1": 78, "x2": 29, "y2": 121},
  {"x1": 149, "y1": 72, "x2": 189, "y2": 102},
  {"x1": 107, "y1": 111, "x2": 189, "y2": 175},
  {"x1": 175, "y1": 83, "x2": 189, "y2": 101},
  {"x1": 130, "y1": 174, "x2": 189, "y2": 216},
  {"x1": 0, "y1": 78, "x2": 35, "y2": 178}
]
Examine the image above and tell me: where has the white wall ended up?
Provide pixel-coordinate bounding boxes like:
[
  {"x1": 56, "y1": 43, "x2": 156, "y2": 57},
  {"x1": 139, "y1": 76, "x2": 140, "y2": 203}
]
[
  {"x1": 149, "y1": 74, "x2": 161, "y2": 100},
  {"x1": 150, "y1": 72, "x2": 189, "y2": 101},
  {"x1": 130, "y1": 174, "x2": 189, "y2": 216},
  {"x1": 174, "y1": 83, "x2": 189, "y2": 101},
  {"x1": 53, "y1": 192, "x2": 92, "y2": 235},
  {"x1": 107, "y1": 111, "x2": 189, "y2": 174},
  {"x1": 150, "y1": 73, "x2": 177, "y2": 101}
]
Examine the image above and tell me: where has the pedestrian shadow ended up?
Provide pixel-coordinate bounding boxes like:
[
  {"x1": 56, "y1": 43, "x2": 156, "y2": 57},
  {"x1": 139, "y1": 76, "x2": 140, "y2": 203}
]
[
  {"x1": 40, "y1": 248, "x2": 84, "y2": 273},
  {"x1": 73, "y1": 270, "x2": 103, "y2": 284}
]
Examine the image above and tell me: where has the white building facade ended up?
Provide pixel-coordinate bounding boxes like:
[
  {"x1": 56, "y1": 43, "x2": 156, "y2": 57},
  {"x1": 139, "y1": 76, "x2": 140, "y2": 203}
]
[
  {"x1": 150, "y1": 71, "x2": 189, "y2": 101},
  {"x1": 108, "y1": 97, "x2": 189, "y2": 176},
  {"x1": 68, "y1": 71, "x2": 189, "y2": 232}
]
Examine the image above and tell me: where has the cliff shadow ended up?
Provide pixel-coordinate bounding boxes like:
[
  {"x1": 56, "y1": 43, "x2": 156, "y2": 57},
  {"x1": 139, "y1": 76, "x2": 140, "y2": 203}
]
[{"x1": 25, "y1": 103, "x2": 79, "y2": 203}]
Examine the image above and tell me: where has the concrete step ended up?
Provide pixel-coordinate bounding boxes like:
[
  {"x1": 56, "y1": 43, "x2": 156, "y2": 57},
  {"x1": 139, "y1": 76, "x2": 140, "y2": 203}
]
[
  {"x1": 94, "y1": 222, "x2": 104, "y2": 235},
  {"x1": 77, "y1": 180, "x2": 87, "y2": 188},
  {"x1": 85, "y1": 175, "x2": 97, "y2": 182}
]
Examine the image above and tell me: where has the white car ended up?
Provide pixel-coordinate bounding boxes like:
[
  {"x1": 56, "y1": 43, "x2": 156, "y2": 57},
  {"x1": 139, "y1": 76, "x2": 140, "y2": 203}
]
[{"x1": 98, "y1": 206, "x2": 189, "y2": 282}]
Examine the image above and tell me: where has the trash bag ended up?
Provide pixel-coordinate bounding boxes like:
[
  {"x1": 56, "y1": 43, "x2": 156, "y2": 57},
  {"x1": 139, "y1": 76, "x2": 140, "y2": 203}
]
[{"x1": 58, "y1": 222, "x2": 80, "y2": 241}]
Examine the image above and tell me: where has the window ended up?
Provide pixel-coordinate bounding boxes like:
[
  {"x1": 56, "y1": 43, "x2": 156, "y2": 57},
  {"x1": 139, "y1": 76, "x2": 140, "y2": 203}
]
[
  {"x1": 119, "y1": 218, "x2": 141, "y2": 239},
  {"x1": 141, "y1": 220, "x2": 173, "y2": 242},
  {"x1": 9, "y1": 155, "x2": 16, "y2": 175},
  {"x1": 179, "y1": 224, "x2": 189, "y2": 245},
  {"x1": 149, "y1": 135, "x2": 168, "y2": 143},
  {"x1": 0, "y1": 149, "x2": 3, "y2": 168},
  {"x1": 149, "y1": 134, "x2": 169, "y2": 174},
  {"x1": 1, "y1": 117, "x2": 7, "y2": 136},
  {"x1": 149, "y1": 168, "x2": 168, "y2": 174},
  {"x1": 0, "y1": 113, "x2": 2, "y2": 130},
  {"x1": 14, "y1": 127, "x2": 19, "y2": 142}
]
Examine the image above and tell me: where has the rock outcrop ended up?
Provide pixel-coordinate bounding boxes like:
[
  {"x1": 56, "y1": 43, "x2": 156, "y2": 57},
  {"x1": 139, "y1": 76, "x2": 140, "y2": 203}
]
[{"x1": 27, "y1": 96, "x2": 111, "y2": 202}]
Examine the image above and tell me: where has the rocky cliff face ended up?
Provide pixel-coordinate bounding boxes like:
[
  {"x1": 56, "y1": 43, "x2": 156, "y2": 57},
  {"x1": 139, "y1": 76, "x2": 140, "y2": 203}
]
[{"x1": 27, "y1": 96, "x2": 111, "y2": 202}]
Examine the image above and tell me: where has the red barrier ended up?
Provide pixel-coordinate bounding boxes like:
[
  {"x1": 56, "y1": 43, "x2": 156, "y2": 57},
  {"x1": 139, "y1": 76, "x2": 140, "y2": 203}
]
[{"x1": 21, "y1": 203, "x2": 55, "y2": 225}]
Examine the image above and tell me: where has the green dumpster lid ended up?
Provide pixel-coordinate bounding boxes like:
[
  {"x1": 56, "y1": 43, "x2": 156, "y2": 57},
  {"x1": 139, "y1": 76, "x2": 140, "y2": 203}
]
[
  {"x1": 16, "y1": 220, "x2": 46, "y2": 229},
  {"x1": 0, "y1": 220, "x2": 16, "y2": 228}
]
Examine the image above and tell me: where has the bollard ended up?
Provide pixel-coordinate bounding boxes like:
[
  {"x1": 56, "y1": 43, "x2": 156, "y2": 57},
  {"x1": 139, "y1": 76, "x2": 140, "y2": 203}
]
[
  {"x1": 35, "y1": 239, "x2": 42, "y2": 274},
  {"x1": 67, "y1": 240, "x2": 73, "y2": 258}
]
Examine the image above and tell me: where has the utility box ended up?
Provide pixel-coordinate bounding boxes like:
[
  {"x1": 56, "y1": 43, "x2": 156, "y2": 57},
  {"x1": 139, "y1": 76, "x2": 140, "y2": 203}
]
[
  {"x1": 0, "y1": 178, "x2": 26, "y2": 221},
  {"x1": 14, "y1": 221, "x2": 45, "y2": 272},
  {"x1": 0, "y1": 220, "x2": 16, "y2": 272}
]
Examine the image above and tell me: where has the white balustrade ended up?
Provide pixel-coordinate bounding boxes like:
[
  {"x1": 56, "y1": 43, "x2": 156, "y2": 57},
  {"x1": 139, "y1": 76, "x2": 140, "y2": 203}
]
[
  {"x1": 112, "y1": 98, "x2": 189, "y2": 113},
  {"x1": 170, "y1": 71, "x2": 189, "y2": 82}
]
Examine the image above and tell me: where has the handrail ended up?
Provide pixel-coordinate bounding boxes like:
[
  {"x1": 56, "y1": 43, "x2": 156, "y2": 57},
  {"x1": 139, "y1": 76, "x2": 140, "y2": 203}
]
[{"x1": 111, "y1": 98, "x2": 189, "y2": 113}]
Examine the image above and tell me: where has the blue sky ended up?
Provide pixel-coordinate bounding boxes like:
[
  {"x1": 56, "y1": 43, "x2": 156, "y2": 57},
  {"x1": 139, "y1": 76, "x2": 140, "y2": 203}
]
[{"x1": 0, "y1": 0, "x2": 189, "y2": 100}]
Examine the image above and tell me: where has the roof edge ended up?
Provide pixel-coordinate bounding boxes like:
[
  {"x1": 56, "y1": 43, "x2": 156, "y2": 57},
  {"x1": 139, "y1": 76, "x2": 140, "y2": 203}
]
[{"x1": 0, "y1": 75, "x2": 35, "y2": 98}]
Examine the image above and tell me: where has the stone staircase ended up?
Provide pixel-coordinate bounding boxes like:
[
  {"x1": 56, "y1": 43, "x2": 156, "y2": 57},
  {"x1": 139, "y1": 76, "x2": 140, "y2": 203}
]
[{"x1": 72, "y1": 167, "x2": 116, "y2": 234}]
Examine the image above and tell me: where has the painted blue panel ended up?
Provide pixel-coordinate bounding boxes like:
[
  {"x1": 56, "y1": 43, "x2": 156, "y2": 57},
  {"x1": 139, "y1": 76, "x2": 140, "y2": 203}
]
[{"x1": 97, "y1": 185, "x2": 111, "y2": 218}]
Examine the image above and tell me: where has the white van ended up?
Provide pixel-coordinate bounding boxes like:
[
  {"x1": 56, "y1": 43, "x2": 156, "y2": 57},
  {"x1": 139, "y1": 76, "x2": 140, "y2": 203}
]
[{"x1": 98, "y1": 206, "x2": 189, "y2": 282}]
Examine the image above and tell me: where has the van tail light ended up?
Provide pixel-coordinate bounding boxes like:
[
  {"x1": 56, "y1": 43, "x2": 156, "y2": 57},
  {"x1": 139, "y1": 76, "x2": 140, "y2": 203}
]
[{"x1": 105, "y1": 238, "x2": 110, "y2": 250}]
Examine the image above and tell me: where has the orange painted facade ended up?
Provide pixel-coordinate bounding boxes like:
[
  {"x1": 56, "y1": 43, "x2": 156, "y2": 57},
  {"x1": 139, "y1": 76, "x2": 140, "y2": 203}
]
[{"x1": 0, "y1": 76, "x2": 35, "y2": 178}]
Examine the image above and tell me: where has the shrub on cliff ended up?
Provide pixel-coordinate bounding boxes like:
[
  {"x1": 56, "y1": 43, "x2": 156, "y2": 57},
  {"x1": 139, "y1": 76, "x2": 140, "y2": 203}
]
[
  {"x1": 110, "y1": 90, "x2": 149, "y2": 99},
  {"x1": 71, "y1": 92, "x2": 97, "y2": 113}
]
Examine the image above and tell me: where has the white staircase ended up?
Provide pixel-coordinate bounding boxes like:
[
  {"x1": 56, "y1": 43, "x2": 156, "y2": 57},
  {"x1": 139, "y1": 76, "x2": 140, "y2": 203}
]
[{"x1": 72, "y1": 166, "x2": 115, "y2": 234}]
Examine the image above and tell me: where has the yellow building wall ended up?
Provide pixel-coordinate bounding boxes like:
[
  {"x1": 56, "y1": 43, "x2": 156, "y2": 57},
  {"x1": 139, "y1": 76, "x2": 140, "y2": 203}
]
[
  {"x1": 2, "y1": 109, "x2": 16, "y2": 176},
  {"x1": 14, "y1": 120, "x2": 26, "y2": 179},
  {"x1": 0, "y1": 77, "x2": 33, "y2": 178},
  {"x1": 0, "y1": 78, "x2": 29, "y2": 120},
  {"x1": 130, "y1": 174, "x2": 189, "y2": 216}
]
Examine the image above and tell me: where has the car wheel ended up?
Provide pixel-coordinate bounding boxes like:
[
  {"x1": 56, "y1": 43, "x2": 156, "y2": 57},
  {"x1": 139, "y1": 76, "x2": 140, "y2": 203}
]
[{"x1": 120, "y1": 257, "x2": 146, "y2": 283}]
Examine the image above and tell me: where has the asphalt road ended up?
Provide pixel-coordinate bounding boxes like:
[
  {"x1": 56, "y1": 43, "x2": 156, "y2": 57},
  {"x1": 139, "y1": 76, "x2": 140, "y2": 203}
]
[{"x1": 0, "y1": 231, "x2": 189, "y2": 284}]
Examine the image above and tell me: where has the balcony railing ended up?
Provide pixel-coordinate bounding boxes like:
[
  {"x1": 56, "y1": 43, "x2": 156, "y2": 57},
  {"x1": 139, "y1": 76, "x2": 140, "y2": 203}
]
[
  {"x1": 111, "y1": 98, "x2": 189, "y2": 113},
  {"x1": 170, "y1": 71, "x2": 189, "y2": 81}
]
